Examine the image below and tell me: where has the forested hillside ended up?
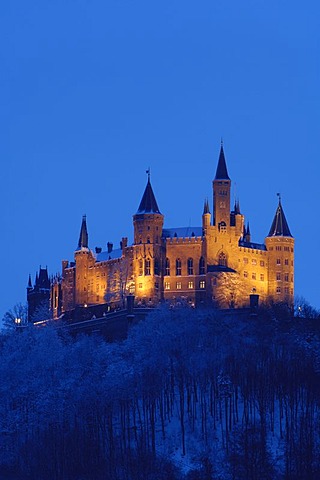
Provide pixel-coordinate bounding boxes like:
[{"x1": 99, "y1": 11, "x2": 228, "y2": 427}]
[{"x1": 1, "y1": 305, "x2": 320, "y2": 479}]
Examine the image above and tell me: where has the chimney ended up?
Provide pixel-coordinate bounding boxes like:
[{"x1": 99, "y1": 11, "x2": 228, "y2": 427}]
[
  {"x1": 107, "y1": 242, "x2": 113, "y2": 253},
  {"x1": 121, "y1": 237, "x2": 128, "y2": 251},
  {"x1": 95, "y1": 247, "x2": 102, "y2": 254}
]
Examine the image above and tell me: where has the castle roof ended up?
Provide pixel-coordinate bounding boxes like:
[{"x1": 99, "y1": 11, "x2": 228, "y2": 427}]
[
  {"x1": 214, "y1": 144, "x2": 230, "y2": 180},
  {"x1": 238, "y1": 240, "x2": 267, "y2": 251},
  {"x1": 137, "y1": 177, "x2": 161, "y2": 214},
  {"x1": 78, "y1": 215, "x2": 89, "y2": 249},
  {"x1": 268, "y1": 200, "x2": 292, "y2": 237},
  {"x1": 162, "y1": 227, "x2": 203, "y2": 238},
  {"x1": 96, "y1": 248, "x2": 122, "y2": 262}
]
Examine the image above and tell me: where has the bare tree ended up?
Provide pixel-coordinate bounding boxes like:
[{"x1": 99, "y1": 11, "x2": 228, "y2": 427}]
[{"x1": 2, "y1": 303, "x2": 28, "y2": 331}]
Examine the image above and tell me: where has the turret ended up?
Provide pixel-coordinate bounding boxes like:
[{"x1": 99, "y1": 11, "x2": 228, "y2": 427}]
[
  {"x1": 265, "y1": 196, "x2": 294, "y2": 303},
  {"x1": 202, "y1": 198, "x2": 211, "y2": 231},
  {"x1": 213, "y1": 142, "x2": 231, "y2": 230},
  {"x1": 245, "y1": 222, "x2": 251, "y2": 242},
  {"x1": 77, "y1": 215, "x2": 89, "y2": 250}
]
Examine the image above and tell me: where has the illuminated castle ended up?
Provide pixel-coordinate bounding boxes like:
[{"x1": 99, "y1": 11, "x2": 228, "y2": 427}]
[{"x1": 28, "y1": 144, "x2": 294, "y2": 319}]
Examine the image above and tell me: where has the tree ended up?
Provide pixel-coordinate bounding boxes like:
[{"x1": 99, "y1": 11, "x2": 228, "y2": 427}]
[{"x1": 1, "y1": 303, "x2": 28, "y2": 331}]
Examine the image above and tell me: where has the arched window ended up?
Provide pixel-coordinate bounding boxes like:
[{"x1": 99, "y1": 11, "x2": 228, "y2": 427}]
[
  {"x1": 199, "y1": 257, "x2": 205, "y2": 275},
  {"x1": 218, "y1": 252, "x2": 227, "y2": 267},
  {"x1": 145, "y1": 259, "x2": 151, "y2": 276},
  {"x1": 165, "y1": 258, "x2": 170, "y2": 276},
  {"x1": 176, "y1": 258, "x2": 182, "y2": 276},
  {"x1": 147, "y1": 236, "x2": 150, "y2": 244},
  {"x1": 218, "y1": 221, "x2": 227, "y2": 232},
  {"x1": 187, "y1": 258, "x2": 194, "y2": 275},
  {"x1": 139, "y1": 259, "x2": 143, "y2": 276}
]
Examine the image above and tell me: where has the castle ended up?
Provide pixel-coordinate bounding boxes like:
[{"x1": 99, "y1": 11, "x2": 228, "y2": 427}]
[{"x1": 27, "y1": 144, "x2": 294, "y2": 320}]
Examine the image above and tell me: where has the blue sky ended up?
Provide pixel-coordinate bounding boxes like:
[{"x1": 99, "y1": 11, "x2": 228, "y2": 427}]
[{"x1": 0, "y1": 0, "x2": 319, "y2": 315}]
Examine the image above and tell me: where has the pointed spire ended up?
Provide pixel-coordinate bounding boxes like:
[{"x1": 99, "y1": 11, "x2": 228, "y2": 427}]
[
  {"x1": 137, "y1": 172, "x2": 161, "y2": 214},
  {"x1": 35, "y1": 271, "x2": 39, "y2": 286},
  {"x1": 268, "y1": 197, "x2": 292, "y2": 237},
  {"x1": 243, "y1": 224, "x2": 247, "y2": 238},
  {"x1": 27, "y1": 274, "x2": 32, "y2": 290},
  {"x1": 214, "y1": 142, "x2": 230, "y2": 180},
  {"x1": 234, "y1": 199, "x2": 241, "y2": 215},
  {"x1": 203, "y1": 198, "x2": 210, "y2": 215},
  {"x1": 78, "y1": 215, "x2": 89, "y2": 249},
  {"x1": 246, "y1": 222, "x2": 250, "y2": 236}
]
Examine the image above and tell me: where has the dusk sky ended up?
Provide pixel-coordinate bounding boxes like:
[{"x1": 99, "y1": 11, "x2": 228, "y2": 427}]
[{"x1": 1, "y1": 0, "x2": 319, "y2": 317}]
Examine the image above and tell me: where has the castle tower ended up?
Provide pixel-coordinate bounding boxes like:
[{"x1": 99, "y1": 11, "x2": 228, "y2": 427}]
[
  {"x1": 133, "y1": 172, "x2": 164, "y2": 303},
  {"x1": 74, "y1": 215, "x2": 95, "y2": 306},
  {"x1": 27, "y1": 267, "x2": 50, "y2": 322},
  {"x1": 213, "y1": 143, "x2": 231, "y2": 231},
  {"x1": 202, "y1": 198, "x2": 211, "y2": 232},
  {"x1": 265, "y1": 197, "x2": 294, "y2": 303}
]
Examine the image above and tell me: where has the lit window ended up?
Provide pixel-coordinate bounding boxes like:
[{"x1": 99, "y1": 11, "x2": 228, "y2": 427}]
[
  {"x1": 176, "y1": 258, "x2": 182, "y2": 276},
  {"x1": 244, "y1": 258, "x2": 248, "y2": 264},
  {"x1": 187, "y1": 258, "x2": 194, "y2": 275},
  {"x1": 165, "y1": 258, "x2": 170, "y2": 276},
  {"x1": 176, "y1": 282, "x2": 182, "y2": 290},
  {"x1": 188, "y1": 281, "x2": 194, "y2": 289},
  {"x1": 145, "y1": 259, "x2": 151, "y2": 276},
  {"x1": 199, "y1": 257, "x2": 205, "y2": 275},
  {"x1": 252, "y1": 259, "x2": 257, "y2": 265},
  {"x1": 219, "y1": 221, "x2": 226, "y2": 232},
  {"x1": 165, "y1": 282, "x2": 170, "y2": 290},
  {"x1": 260, "y1": 260, "x2": 265, "y2": 267},
  {"x1": 260, "y1": 274, "x2": 264, "y2": 281},
  {"x1": 199, "y1": 280, "x2": 206, "y2": 289}
]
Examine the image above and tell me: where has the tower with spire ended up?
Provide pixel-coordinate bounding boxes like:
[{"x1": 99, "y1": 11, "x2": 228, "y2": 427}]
[{"x1": 265, "y1": 196, "x2": 294, "y2": 301}]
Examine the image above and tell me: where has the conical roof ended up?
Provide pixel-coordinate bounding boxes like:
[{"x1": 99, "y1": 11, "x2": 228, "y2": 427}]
[
  {"x1": 214, "y1": 144, "x2": 230, "y2": 180},
  {"x1": 268, "y1": 200, "x2": 292, "y2": 237},
  {"x1": 137, "y1": 177, "x2": 161, "y2": 214},
  {"x1": 78, "y1": 215, "x2": 89, "y2": 249},
  {"x1": 203, "y1": 198, "x2": 210, "y2": 214}
]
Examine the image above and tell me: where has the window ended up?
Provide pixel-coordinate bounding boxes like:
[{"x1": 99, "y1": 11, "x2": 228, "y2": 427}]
[
  {"x1": 276, "y1": 286, "x2": 281, "y2": 294},
  {"x1": 291, "y1": 275, "x2": 293, "y2": 282},
  {"x1": 276, "y1": 246, "x2": 281, "y2": 251},
  {"x1": 139, "y1": 259, "x2": 143, "y2": 276},
  {"x1": 276, "y1": 258, "x2": 281, "y2": 265},
  {"x1": 285, "y1": 287, "x2": 289, "y2": 294},
  {"x1": 284, "y1": 259, "x2": 289, "y2": 265},
  {"x1": 199, "y1": 280, "x2": 206, "y2": 289},
  {"x1": 244, "y1": 271, "x2": 248, "y2": 278},
  {"x1": 165, "y1": 258, "x2": 170, "y2": 276},
  {"x1": 244, "y1": 258, "x2": 248, "y2": 264},
  {"x1": 269, "y1": 247, "x2": 273, "y2": 251},
  {"x1": 284, "y1": 246, "x2": 290, "y2": 252},
  {"x1": 276, "y1": 273, "x2": 281, "y2": 281},
  {"x1": 252, "y1": 259, "x2": 257, "y2": 265},
  {"x1": 139, "y1": 283, "x2": 143, "y2": 289},
  {"x1": 145, "y1": 259, "x2": 151, "y2": 276},
  {"x1": 147, "y1": 236, "x2": 150, "y2": 244},
  {"x1": 260, "y1": 260, "x2": 265, "y2": 267},
  {"x1": 199, "y1": 257, "x2": 205, "y2": 275},
  {"x1": 218, "y1": 252, "x2": 227, "y2": 266},
  {"x1": 187, "y1": 258, "x2": 194, "y2": 275},
  {"x1": 260, "y1": 274, "x2": 264, "y2": 281},
  {"x1": 252, "y1": 273, "x2": 256, "y2": 280},
  {"x1": 165, "y1": 282, "x2": 170, "y2": 290},
  {"x1": 188, "y1": 281, "x2": 194, "y2": 289},
  {"x1": 219, "y1": 221, "x2": 226, "y2": 232},
  {"x1": 176, "y1": 282, "x2": 182, "y2": 290},
  {"x1": 284, "y1": 274, "x2": 289, "y2": 282},
  {"x1": 176, "y1": 258, "x2": 182, "y2": 276}
]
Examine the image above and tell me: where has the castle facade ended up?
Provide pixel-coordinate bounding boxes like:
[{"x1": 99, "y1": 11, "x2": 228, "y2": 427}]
[{"x1": 28, "y1": 144, "x2": 294, "y2": 319}]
